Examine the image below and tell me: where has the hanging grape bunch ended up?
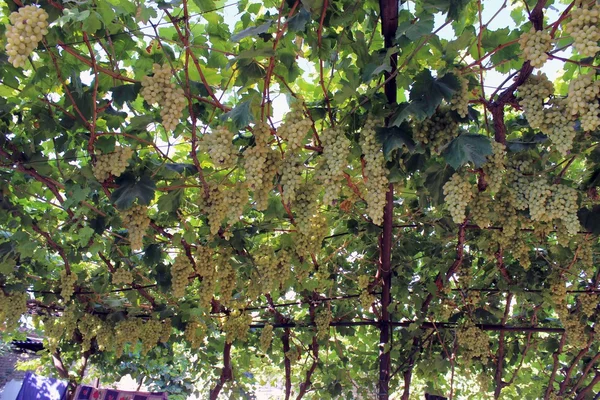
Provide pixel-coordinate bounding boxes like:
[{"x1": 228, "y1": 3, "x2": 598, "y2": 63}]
[
  {"x1": 140, "y1": 63, "x2": 187, "y2": 131},
  {"x1": 93, "y1": 146, "x2": 133, "y2": 182},
  {"x1": 120, "y1": 204, "x2": 151, "y2": 251},
  {"x1": 518, "y1": 27, "x2": 552, "y2": 68},
  {"x1": 565, "y1": 1, "x2": 600, "y2": 57},
  {"x1": 5, "y1": 5, "x2": 49, "y2": 68}
]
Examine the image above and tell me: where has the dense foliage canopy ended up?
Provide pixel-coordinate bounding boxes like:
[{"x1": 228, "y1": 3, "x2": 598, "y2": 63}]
[{"x1": 1, "y1": 0, "x2": 600, "y2": 399}]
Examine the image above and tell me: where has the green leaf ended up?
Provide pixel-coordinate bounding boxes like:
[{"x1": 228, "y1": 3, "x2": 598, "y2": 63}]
[
  {"x1": 111, "y1": 173, "x2": 157, "y2": 210},
  {"x1": 375, "y1": 123, "x2": 415, "y2": 159},
  {"x1": 221, "y1": 101, "x2": 255, "y2": 130},
  {"x1": 577, "y1": 206, "x2": 600, "y2": 234},
  {"x1": 231, "y1": 20, "x2": 273, "y2": 42},
  {"x1": 409, "y1": 70, "x2": 460, "y2": 120},
  {"x1": 396, "y1": 14, "x2": 434, "y2": 41},
  {"x1": 111, "y1": 83, "x2": 142, "y2": 108},
  {"x1": 424, "y1": 164, "x2": 454, "y2": 206},
  {"x1": 443, "y1": 134, "x2": 492, "y2": 169},
  {"x1": 288, "y1": 8, "x2": 311, "y2": 32}
]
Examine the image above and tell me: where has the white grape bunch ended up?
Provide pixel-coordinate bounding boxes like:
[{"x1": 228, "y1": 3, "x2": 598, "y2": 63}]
[
  {"x1": 277, "y1": 100, "x2": 312, "y2": 152},
  {"x1": 140, "y1": 63, "x2": 187, "y2": 131},
  {"x1": 567, "y1": 72, "x2": 600, "y2": 132},
  {"x1": 171, "y1": 254, "x2": 193, "y2": 298},
  {"x1": 565, "y1": 2, "x2": 600, "y2": 57},
  {"x1": 482, "y1": 141, "x2": 506, "y2": 194},
  {"x1": 414, "y1": 107, "x2": 460, "y2": 154},
  {"x1": 518, "y1": 72, "x2": 554, "y2": 129},
  {"x1": 443, "y1": 172, "x2": 474, "y2": 224},
  {"x1": 280, "y1": 153, "x2": 304, "y2": 204},
  {"x1": 0, "y1": 292, "x2": 27, "y2": 332},
  {"x1": 518, "y1": 27, "x2": 552, "y2": 68},
  {"x1": 202, "y1": 126, "x2": 238, "y2": 169},
  {"x1": 450, "y1": 76, "x2": 470, "y2": 118},
  {"x1": 112, "y1": 268, "x2": 133, "y2": 285},
  {"x1": 360, "y1": 117, "x2": 389, "y2": 225},
  {"x1": 120, "y1": 204, "x2": 151, "y2": 251},
  {"x1": 259, "y1": 323, "x2": 274, "y2": 352},
  {"x1": 60, "y1": 270, "x2": 77, "y2": 301},
  {"x1": 542, "y1": 98, "x2": 577, "y2": 156},
  {"x1": 5, "y1": 5, "x2": 49, "y2": 68},
  {"x1": 318, "y1": 126, "x2": 350, "y2": 205},
  {"x1": 93, "y1": 146, "x2": 133, "y2": 182}
]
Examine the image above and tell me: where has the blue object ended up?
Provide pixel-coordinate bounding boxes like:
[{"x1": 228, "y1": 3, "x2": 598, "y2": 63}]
[{"x1": 16, "y1": 371, "x2": 68, "y2": 400}]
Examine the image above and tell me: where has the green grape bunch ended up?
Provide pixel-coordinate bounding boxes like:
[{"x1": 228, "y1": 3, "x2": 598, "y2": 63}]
[
  {"x1": 5, "y1": 5, "x2": 49, "y2": 68},
  {"x1": 93, "y1": 146, "x2": 133, "y2": 182}
]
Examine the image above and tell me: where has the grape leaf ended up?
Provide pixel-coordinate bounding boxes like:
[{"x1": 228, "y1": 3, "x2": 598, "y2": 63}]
[
  {"x1": 443, "y1": 134, "x2": 492, "y2": 169},
  {"x1": 111, "y1": 173, "x2": 156, "y2": 210}
]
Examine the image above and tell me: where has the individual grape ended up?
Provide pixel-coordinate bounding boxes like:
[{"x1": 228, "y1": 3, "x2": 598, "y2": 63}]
[
  {"x1": 578, "y1": 293, "x2": 598, "y2": 317},
  {"x1": 120, "y1": 204, "x2": 151, "y2": 251},
  {"x1": 171, "y1": 254, "x2": 193, "y2": 298},
  {"x1": 140, "y1": 63, "x2": 187, "y2": 131},
  {"x1": 450, "y1": 76, "x2": 470, "y2": 118},
  {"x1": 185, "y1": 318, "x2": 206, "y2": 349},
  {"x1": 414, "y1": 107, "x2": 460, "y2": 153},
  {"x1": 277, "y1": 101, "x2": 312, "y2": 152},
  {"x1": 60, "y1": 270, "x2": 77, "y2": 301},
  {"x1": 93, "y1": 146, "x2": 133, "y2": 182},
  {"x1": 259, "y1": 323, "x2": 273, "y2": 352},
  {"x1": 315, "y1": 309, "x2": 332, "y2": 340},
  {"x1": 567, "y1": 72, "x2": 600, "y2": 132},
  {"x1": 112, "y1": 268, "x2": 133, "y2": 285},
  {"x1": 0, "y1": 291, "x2": 27, "y2": 332},
  {"x1": 518, "y1": 27, "x2": 552, "y2": 68},
  {"x1": 360, "y1": 117, "x2": 389, "y2": 225},
  {"x1": 456, "y1": 321, "x2": 489, "y2": 362},
  {"x1": 202, "y1": 126, "x2": 238, "y2": 169},
  {"x1": 5, "y1": 5, "x2": 49, "y2": 68},
  {"x1": 318, "y1": 126, "x2": 350, "y2": 205},
  {"x1": 443, "y1": 173, "x2": 473, "y2": 224},
  {"x1": 564, "y1": 3, "x2": 600, "y2": 57},
  {"x1": 222, "y1": 311, "x2": 252, "y2": 344},
  {"x1": 518, "y1": 72, "x2": 554, "y2": 129}
]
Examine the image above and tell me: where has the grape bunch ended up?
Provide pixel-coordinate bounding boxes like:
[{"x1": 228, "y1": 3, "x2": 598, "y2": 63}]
[
  {"x1": 567, "y1": 72, "x2": 600, "y2": 132},
  {"x1": 518, "y1": 27, "x2": 552, "y2": 68},
  {"x1": 203, "y1": 126, "x2": 238, "y2": 169},
  {"x1": 565, "y1": 2, "x2": 600, "y2": 57},
  {"x1": 542, "y1": 98, "x2": 577, "y2": 156},
  {"x1": 253, "y1": 149, "x2": 281, "y2": 210},
  {"x1": 140, "y1": 63, "x2": 187, "y2": 131},
  {"x1": 483, "y1": 142, "x2": 506, "y2": 194},
  {"x1": 114, "y1": 319, "x2": 143, "y2": 358},
  {"x1": 280, "y1": 153, "x2": 304, "y2": 204},
  {"x1": 259, "y1": 323, "x2": 274, "y2": 352},
  {"x1": 140, "y1": 319, "x2": 163, "y2": 355},
  {"x1": 413, "y1": 107, "x2": 460, "y2": 154},
  {"x1": 93, "y1": 146, "x2": 133, "y2": 182},
  {"x1": 60, "y1": 270, "x2": 77, "y2": 301},
  {"x1": 255, "y1": 246, "x2": 279, "y2": 293},
  {"x1": 244, "y1": 122, "x2": 273, "y2": 189},
  {"x1": 294, "y1": 182, "x2": 319, "y2": 234},
  {"x1": 120, "y1": 204, "x2": 151, "y2": 251},
  {"x1": 578, "y1": 293, "x2": 598, "y2": 317},
  {"x1": 314, "y1": 309, "x2": 332, "y2": 340},
  {"x1": 450, "y1": 76, "x2": 470, "y2": 118},
  {"x1": 95, "y1": 321, "x2": 114, "y2": 352},
  {"x1": 0, "y1": 291, "x2": 27, "y2": 332},
  {"x1": 215, "y1": 252, "x2": 236, "y2": 305},
  {"x1": 518, "y1": 72, "x2": 554, "y2": 129},
  {"x1": 171, "y1": 254, "x2": 193, "y2": 298},
  {"x1": 295, "y1": 213, "x2": 328, "y2": 259},
  {"x1": 506, "y1": 158, "x2": 534, "y2": 211},
  {"x1": 443, "y1": 173, "x2": 473, "y2": 224},
  {"x1": 357, "y1": 275, "x2": 375, "y2": 310},
  {"x1": 5, "y1": 5, "x2": 49, "y2": 68},
  {"x1": 222, "y1": 311, "x2": 252, "y2": 344},
  {"x1": 360, "y1": 117, "x2": 389, "y2": 225},
  {"x1": 277, "y1": 101, "x2": 312, "y2": 152},
  {"x1": 185, "y1": 318, "x2": 206, "y2": 349},
  {"x1": 528, "y1": 181, "x2": 579, "y2": 235},
  {"x1": 78, "y1": 314, "x2": 102, "y2": 352},
  {"x1": 318, "y1": 126, "x2": 350, "y2": 205},
  {"x1": 456, "y1": 321, "x2": 489, "y2": 362},
  {"x1": 469, "y1": 193, "x2": 492, "y2": 228},
  {"x1": 112, "y1": 268, "x2": 133, "y2": 285}
]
